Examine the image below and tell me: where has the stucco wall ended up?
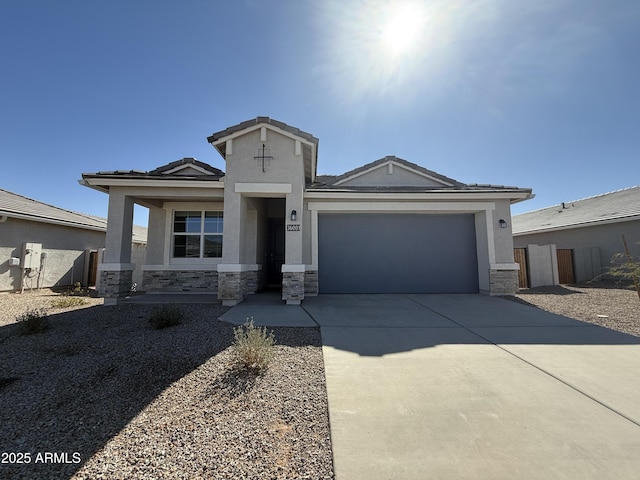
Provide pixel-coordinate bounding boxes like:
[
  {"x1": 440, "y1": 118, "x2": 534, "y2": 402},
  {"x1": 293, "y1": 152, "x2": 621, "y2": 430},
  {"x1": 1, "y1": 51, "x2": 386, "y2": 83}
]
[
  {"x1": 513, "y1": 219, "x2": 640, "y2": 278},
  {"x1": 492, "y1": 200, "x2": 517, "y2": 264},
  {"x1": 0, "y1": 217, "x2": 105, "y2": 292},
  {"x1": 223, "y1": 128, "x2": 306, "y2": 267}
]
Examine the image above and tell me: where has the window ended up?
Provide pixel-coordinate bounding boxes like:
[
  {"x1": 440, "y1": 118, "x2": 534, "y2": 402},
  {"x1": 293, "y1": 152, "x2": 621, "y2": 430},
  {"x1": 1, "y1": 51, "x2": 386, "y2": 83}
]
[{"x1": 173, "y1": 211, "x2": 223, "y2": 258}]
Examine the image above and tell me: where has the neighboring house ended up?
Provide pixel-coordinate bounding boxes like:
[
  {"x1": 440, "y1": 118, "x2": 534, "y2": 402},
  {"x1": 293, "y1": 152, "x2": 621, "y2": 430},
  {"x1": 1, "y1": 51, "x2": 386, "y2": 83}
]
[
  {"x1": 512, "y1": 186, "x2": 640, "y2": 284},
  {"x1": 0, "y1": 188, "x2": 147, "y2": 292},
  {"x1": 80, "y1": 116, "x2": 532, "y2": 306}
]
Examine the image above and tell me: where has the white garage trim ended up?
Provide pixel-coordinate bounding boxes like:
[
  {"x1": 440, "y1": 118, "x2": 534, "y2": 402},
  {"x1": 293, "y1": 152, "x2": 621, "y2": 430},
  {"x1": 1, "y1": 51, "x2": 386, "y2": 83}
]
[{"x1": 307, "y1": 201, "x2": 498, "y2": 271}]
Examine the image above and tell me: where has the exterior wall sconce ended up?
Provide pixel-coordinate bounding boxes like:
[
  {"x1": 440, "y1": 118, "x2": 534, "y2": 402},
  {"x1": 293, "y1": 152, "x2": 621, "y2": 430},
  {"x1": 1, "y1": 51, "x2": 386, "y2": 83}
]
[
  {"x1": 499, "y1": 219, "x2": 508, "y2": 228},
  {"x1": 290, "y1": 210, "x2": 297, "y2": 221}
]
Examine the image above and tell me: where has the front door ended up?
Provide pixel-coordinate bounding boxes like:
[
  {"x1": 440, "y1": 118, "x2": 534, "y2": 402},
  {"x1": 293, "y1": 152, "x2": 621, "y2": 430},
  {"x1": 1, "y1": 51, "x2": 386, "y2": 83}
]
[{"x1": 266, "y1": 217, "x2": 285, "y2": 287}]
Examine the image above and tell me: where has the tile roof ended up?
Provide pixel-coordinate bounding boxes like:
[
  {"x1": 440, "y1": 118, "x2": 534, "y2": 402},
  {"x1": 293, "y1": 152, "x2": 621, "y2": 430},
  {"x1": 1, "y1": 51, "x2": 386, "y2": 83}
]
[
  {"x1": 0, "y1": 188, "x2": 147, "y2": 243},
  {"x1": 311, "y1": 156, "x2": 531, "y2": 195},
  {"x1": 513, "y1": 186, "x2": 640, "y2": 235},
  {"x1": 330, "y1": 156, "x2": 465, "y2": 187},
  {"x1": 85, "y1": 158, "x2": 224, "y2": 180},
  {"x1": 207, "y1": 116, "x2": 319, "y2": 145}
]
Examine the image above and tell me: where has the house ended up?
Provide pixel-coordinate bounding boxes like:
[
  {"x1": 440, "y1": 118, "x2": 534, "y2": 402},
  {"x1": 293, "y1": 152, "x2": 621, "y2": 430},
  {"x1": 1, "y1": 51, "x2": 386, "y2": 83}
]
[
  {"x1": 80, "y1": 117, "x2": 532, "y2": 305},
  {"x1": 512, "y1": 186, "x2": 640, "y2": 284},
  {"x1": 0, "y1": 188, "x2": 147, "y2": 292}
]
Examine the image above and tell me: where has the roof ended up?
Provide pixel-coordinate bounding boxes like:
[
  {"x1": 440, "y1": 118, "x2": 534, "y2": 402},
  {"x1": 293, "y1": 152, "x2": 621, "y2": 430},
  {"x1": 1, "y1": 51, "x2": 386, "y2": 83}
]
[
  {"x1": 513, "y1": 186, "x2": 640, "y2": 235},
  {"x1": 310, "y1": 156, "x2": 532, "y2": 198},
  {"x1": 0, "y1": 188, "x2": 147, "y2": 243},
  {"x1": 83, "y1": 157, "x2": 225, "y2": 181},
  {"x1": 330, "y1": 156, "x2": 465, "y2": 187},
  {"x1": 207, "y1": 116, "x2": 319, "y2": 145}
]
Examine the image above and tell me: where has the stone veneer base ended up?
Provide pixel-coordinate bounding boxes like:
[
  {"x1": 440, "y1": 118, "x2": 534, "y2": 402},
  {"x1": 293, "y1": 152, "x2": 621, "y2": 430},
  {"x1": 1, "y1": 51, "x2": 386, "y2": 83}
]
[
  {"x1": 282, "y1": 271, "x2": 305, "y2": 303},
  {"x1": 143, "y1": 270, "x2": 218, "y2": 293},
  {"x1": 489, "y1": 269, "x2": 519, "y2": 296},
  {"x1": 99, "y1": 270, "x2": 133, "y2": 298},
  {"x1": 304, "y1": 270, "x2": 318, "y2": 296}
]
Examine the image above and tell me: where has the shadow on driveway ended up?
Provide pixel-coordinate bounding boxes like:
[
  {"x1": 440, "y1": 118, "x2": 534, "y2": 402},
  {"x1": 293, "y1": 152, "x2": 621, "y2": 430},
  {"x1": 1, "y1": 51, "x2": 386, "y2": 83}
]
[{"x1": 304, "y1": 294, "x2": 640, "y2": 357}]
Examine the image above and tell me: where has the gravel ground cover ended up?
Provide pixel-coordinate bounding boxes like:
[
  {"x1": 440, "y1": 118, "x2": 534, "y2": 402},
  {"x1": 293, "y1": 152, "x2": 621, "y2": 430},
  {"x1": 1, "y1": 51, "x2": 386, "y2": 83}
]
[
  {"x1": 513, "y1": 282, "x2": 640, "y2": 337},
  {"x1": 2, "y1": 284, "x2": 638, "y2": 479},
  {"x1": 0, "y1": 290, "x2": 334, "y2": 480}
]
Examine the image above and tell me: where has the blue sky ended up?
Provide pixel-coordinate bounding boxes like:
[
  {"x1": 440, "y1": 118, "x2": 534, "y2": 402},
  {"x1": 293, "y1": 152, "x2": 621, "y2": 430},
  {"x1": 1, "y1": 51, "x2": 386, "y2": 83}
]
[{"x1": 1, "y1": 0, "x2": 639, "y2": 225}]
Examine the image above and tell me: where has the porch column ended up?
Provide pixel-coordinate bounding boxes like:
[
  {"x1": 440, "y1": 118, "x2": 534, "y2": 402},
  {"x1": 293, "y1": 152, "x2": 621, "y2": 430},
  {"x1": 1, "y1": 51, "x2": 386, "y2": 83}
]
[
  {"x1": 218, "y1": 190, "x2": 246, "y2": 306},
  {"x1": 99, "y1": 189, "x2": 135, "y2": 305},
  {"x1": 282, "y1": 188, "x2": 304, "y2": 305}
]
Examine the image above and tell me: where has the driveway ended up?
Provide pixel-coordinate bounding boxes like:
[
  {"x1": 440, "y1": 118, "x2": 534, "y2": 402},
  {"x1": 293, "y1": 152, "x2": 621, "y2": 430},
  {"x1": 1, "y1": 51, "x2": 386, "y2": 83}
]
[{"x1": 302, "y1": 294, "x2": 640, "y2": 480}]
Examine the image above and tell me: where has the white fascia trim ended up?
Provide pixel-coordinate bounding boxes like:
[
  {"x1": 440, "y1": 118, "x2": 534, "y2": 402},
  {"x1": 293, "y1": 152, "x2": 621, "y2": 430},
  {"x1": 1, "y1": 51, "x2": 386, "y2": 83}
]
[
  {"x1": 307, "y1": 201, "x2": 495, "y2": 213},
  {"x1": 82, "y1": 178, "x2": 225, "y2": 189},
  {"x1": 490, "y1": 263, "x2": 520, "y2": 271},
  {"x1": 281, "y1": 264, "x2": 305, "y2": 273},
  {"x1": 235, "y1": 183, "x2": 292, "y2": 194},
  {"x1": 217, "y1": 264, "x2": 261, "y2": 273},
  {"x1": 211, "y1": 124, "x2": 316, "y2": 150},
  {"x1": 307, "y1": 201, "x2": 500, "y2": 271},
  {"x1": 513, "y1": 214, "x2": 640, "y2": 236},
  {"x1": 98, "y1": 263, "x2": 135, "y2": 271},
  {"x1": 305, "y1": 191, "x2": 530, "y2": 201},
  {"x1": 333, "y1": 161, "x2": 455, "y2": 187}
]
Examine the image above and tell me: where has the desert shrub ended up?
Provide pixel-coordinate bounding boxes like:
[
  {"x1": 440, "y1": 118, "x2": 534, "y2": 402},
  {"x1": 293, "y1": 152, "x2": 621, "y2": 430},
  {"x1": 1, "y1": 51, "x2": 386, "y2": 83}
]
[
  {"x1": 232, "y1": 317, "x2": 276, "y2": 373},
  {"x1": 149, "y1": 305, "x2": 183, "y2": 329},
  {"x1": 16, "y1": 308, "x2": 49, "y2": 335},
  {"x1": 51, "y1": 296, "x2": 87, "y2": 308}
]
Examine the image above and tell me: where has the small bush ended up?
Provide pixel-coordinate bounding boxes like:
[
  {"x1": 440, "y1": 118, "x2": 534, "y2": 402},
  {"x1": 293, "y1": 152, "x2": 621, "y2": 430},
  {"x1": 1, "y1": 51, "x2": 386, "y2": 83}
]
[
  {"x1": 149, "y1": 305, "x2": 183, "y2": 329},
  {"x1": 232, "y1": 317, "x2": 276, "y2": 373},
  {"x1": 16, "y1": 308, "x2": 49, "y2": 335},
  {"x1": 51, "y1": 296, "x2": 88, "y2": 308}
]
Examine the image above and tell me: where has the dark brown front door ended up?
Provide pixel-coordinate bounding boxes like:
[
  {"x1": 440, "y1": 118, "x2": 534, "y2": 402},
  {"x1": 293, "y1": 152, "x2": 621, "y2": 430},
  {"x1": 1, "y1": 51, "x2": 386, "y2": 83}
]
[{"x1": 266, "y1": 217, "x2": 285, "y2": 287}]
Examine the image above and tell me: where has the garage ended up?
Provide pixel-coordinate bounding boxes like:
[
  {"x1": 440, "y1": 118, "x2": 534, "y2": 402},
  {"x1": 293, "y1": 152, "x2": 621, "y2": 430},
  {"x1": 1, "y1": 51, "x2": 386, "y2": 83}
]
[{"x1": 318, "y1": 213, "x2": 479, "y2": 294}]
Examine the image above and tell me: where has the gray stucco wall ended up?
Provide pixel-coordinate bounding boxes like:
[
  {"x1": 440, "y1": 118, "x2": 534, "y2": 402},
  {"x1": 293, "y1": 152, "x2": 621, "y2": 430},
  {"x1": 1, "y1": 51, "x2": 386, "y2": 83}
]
[
  {"x1": 0, "y1": 217, "x2": 105, "y2": 292},
  {"x1": 513, "y1": 219, "x2": 640, "y2": 279}
]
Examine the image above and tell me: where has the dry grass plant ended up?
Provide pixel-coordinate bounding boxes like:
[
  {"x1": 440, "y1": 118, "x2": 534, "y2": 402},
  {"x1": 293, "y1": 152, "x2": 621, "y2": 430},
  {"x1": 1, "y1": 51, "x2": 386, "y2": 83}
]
[{"x1": 232, "y1": 317, "x2": 276, "y2": 373}]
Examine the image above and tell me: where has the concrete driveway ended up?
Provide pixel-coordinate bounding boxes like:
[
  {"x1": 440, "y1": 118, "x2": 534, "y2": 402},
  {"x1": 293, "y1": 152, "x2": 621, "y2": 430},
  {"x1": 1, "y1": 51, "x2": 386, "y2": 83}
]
[{"x1": 302, "y1": 294, "x2": 640, "y2": 480}]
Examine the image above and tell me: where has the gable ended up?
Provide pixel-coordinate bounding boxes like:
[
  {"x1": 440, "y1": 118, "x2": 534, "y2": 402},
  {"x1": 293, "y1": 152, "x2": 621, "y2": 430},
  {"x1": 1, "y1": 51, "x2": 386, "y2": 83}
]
[
  {"x1": 162, "y1": 165, "x2": 211, "y2": 176},
  {"x1": 333, "y1": 157, "x2": 460, "y2": 188},
  {"x1": 149, "y1": 158, "x2": 224, "y2": 177},
  {"x1": 208, "y1": 117, "x2": 318, "y2": 184}
]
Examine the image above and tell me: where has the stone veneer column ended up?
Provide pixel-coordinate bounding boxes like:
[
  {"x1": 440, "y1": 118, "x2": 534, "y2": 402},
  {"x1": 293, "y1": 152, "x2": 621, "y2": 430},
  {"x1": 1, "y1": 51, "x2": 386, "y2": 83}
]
[
  {"x1": 282, "y1": 265, "x2": 305, "y2": 305},
  {"x1": 489, "y1": 264, "x2": 520, "y2": 295},
  {"x1": 99, "y1": 265, "x2": 134, "y2": 305},
  {"x1": 217, "y1": 270, "x2": 243, "y2": 306},
  {"x1": 304, "y1": 270, "x2": 318, "y2": 296}
]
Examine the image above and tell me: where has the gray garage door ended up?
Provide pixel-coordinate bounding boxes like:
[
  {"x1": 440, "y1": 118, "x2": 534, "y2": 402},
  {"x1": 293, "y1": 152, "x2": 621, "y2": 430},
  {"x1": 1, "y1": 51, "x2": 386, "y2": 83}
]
[{"x1": 318, "y1": 213, "x2": 478, "y2": 294}]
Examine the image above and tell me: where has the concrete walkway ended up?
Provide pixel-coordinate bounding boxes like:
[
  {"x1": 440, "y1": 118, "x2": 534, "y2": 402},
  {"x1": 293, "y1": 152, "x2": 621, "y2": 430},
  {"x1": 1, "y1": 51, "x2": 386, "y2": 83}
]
[
  {"x1": 218, "y1": 291, "x2": 317, "y2": 327},
  {"x1": 302, "y1": 294, "x2": 640, "y2": 480}
]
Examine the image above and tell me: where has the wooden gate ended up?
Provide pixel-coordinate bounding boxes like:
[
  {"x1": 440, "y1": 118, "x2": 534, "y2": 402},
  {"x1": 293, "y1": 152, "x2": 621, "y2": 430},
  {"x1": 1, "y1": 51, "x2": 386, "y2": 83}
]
[
  {"x1": 514, "y1": 248, "x2": 529, "y2": 288},
  {"x1": 557, "y1": 249, "x2": 575, "y2": 284},
  {"x1": 88, "y1": 250, "x2": 99, "y2": 287}
]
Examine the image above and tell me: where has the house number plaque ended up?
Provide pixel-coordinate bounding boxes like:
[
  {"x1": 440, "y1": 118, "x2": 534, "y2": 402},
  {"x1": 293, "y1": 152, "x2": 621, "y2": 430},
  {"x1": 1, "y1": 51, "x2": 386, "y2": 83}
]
[{"x1": 287, "y1": 224, "x2": 301, "y2": 232}]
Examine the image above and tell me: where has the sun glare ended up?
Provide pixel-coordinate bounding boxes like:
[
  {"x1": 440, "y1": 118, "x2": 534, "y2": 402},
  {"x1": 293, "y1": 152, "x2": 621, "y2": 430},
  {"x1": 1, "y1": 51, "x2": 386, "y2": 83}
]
[
  {"x1": 319, "y1": 0, "x2": 448, "y2": 102},
  {"x1": 380, "y1": 3, "x2": 426, "y2": 57}
]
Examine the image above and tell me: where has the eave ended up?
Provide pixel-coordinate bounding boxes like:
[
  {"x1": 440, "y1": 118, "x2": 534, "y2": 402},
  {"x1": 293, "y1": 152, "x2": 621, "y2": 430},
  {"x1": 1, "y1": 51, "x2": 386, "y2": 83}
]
[
  {"x1": 513, "y1": 214, "x2": 640, "y2": 236},
  {"x1": 304, "y1": 189, "x2": 533, "y2": 203}
]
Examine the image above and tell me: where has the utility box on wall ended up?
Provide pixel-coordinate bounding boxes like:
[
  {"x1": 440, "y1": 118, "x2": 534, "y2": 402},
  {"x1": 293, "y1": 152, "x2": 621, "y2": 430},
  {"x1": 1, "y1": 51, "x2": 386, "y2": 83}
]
[{"x1": 21, "y1": 242, "x2": 42, "y2": 269}]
